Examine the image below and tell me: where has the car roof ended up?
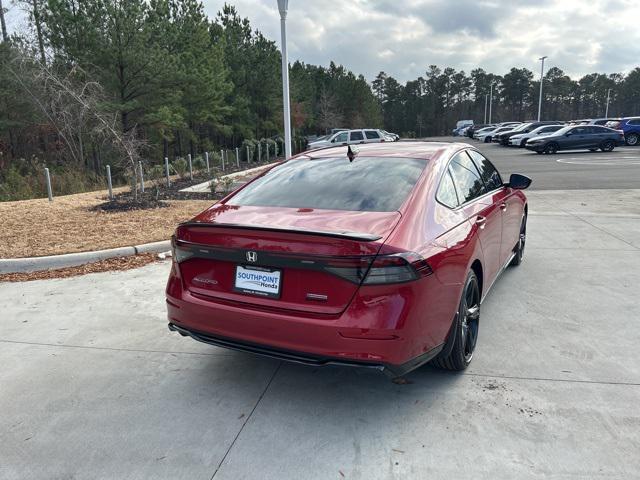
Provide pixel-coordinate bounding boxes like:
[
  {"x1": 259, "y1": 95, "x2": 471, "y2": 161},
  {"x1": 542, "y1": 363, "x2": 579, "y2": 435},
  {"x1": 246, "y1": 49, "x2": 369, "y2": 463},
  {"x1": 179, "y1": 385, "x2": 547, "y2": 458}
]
[{"x1": 301, "y1": 141, "x2": 468, "y2": 160}]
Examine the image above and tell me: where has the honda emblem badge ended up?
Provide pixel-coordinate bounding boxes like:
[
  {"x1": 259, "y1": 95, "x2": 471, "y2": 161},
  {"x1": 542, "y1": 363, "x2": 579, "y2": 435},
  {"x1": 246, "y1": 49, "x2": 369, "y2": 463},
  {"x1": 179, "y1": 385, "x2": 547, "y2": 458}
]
[{"x1": 246, "y1": 251, "x2": 258, "y2": 263}]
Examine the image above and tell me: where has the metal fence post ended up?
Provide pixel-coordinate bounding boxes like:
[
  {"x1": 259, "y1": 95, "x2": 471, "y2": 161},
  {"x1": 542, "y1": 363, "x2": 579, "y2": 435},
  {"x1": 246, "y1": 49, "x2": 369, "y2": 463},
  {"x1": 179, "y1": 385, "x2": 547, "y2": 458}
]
[
  {"x1": 187, "y1": 154, "x2": 193, "y2": 180},
  {"x1": 44, "y1": 167, "x2": 53, "y2": 202},
  {"x1": 165, "y1": 157, "x2": 170, "y2": 187},
  {"x1": 246, "y1": 146, "x2": 250, "y2": 164},
  {"x1": 221, "y1": 149, "x2": 225, "y2": 171},
  {"x1": 138, "y1": 161, "x2": 145, "y2": 193},
  {"x1": 235, "y1": 147, "x2": 240, "y2": 168},
  {"x1": 205, "y1": 152, "x2": 210, "y2": 173},
  {"x1": 266, "y1": 143, "x2": 269, "y2": 162},
  {"x1": 258, "y1": 143, "x2": 262, "y2": 163},
  {"x1": 106, "y1": 165, "x2": 113, "y2": 200}
]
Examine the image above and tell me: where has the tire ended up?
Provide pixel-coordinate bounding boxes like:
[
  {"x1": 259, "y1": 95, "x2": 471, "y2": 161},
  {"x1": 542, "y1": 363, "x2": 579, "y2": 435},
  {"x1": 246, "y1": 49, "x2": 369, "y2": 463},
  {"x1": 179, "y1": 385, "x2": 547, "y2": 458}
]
[
  {"x1": 520, "y1": 139, "x2": 527, "y2": 147},
  {"x1": 536, "y1": 150, "x2": 543, "y2": 155},
  {"x1": 626, "y1": 133, "x2": 639, "y2": 146},
  {"x1": 509, "y1": 213, "x2": 527, "y2": 266},
  {"x1": 600, "y1": 140, "x2": 615, "y2": 152},
  {"x1": 484, "y1": 136, "x2": 491, "y2": 143},
  {"x1": 589, "y1": 148, "x2": 598, "y2": 152},
  {"x1": 432, "y1": 271, "x2": 480, "y2": 371},
  {"x1": 544, "y1": 142, "x2": 558, "y2": 154}
]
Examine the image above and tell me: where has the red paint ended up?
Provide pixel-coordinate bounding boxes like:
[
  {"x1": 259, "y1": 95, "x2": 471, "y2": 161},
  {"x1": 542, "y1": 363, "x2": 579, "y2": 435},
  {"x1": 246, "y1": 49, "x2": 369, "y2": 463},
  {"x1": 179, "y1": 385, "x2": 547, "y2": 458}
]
[{"x1": 166, "y1": 142, "x2": 527, "y2": 371}]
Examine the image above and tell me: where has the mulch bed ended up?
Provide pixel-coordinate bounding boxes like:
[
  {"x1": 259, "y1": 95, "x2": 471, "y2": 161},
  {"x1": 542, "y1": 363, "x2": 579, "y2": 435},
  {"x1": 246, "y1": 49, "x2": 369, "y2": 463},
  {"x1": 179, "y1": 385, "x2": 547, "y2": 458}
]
[
  {"x1": 0, "y1": 254, "x2": 164, "y2": 282},
  {"x1": 92, "y1": 160, "x2": 275, "y2": 212}
]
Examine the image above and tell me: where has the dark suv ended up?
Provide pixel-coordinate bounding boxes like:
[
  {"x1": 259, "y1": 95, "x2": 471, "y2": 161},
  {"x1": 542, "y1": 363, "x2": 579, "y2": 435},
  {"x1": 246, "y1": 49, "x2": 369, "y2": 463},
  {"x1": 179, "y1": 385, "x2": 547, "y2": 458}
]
[
  {"x1": 525, "y1": 125, "x2": 625, "y2": 154},
  {"x1": 496, "y1": 121, "x2": 561, "y2": 146}
]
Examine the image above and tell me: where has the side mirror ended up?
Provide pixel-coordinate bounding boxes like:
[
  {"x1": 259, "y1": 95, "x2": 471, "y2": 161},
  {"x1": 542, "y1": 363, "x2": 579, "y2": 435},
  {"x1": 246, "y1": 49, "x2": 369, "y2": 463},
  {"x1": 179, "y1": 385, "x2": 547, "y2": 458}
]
[
  {"x1": 507, "y1": 173, "x2": 532, "y2": 190},
  {"x1": 565, "y1": 132, "x2": 572, "y2": 137}
]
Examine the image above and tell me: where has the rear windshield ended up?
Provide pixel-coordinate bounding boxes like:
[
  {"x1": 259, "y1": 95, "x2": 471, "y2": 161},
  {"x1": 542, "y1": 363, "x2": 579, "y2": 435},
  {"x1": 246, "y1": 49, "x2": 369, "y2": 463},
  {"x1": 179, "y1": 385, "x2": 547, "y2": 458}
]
[{"x1": 229, "y1": 157, "x2": 426, "y2": 212}]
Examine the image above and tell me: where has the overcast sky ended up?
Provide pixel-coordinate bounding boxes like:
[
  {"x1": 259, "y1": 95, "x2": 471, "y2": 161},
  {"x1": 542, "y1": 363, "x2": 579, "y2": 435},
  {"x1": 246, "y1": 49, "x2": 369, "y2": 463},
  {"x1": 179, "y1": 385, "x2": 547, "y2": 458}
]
[{"x1": 5, "y1": 0, "x2": 639, "y2": 83}]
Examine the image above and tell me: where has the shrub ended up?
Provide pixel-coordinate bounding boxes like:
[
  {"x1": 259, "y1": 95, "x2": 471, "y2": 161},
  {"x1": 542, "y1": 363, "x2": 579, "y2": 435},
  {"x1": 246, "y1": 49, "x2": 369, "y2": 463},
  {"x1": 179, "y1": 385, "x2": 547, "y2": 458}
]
[
  {"x1": 192, "y1": 157, "x2": 205, "y2": 172},
  {"x1": 241, "y1": 139, "x2": 258, "y2": 163},
  {"x1": 148, "y1": 164, "x2": 166, "y2": 185},
  {"x1": 208, "y1": 151, "x2": 222, "y2": 168},
  {"x1": 172, "y1": 158, "x2": 188, "y2": 178}
]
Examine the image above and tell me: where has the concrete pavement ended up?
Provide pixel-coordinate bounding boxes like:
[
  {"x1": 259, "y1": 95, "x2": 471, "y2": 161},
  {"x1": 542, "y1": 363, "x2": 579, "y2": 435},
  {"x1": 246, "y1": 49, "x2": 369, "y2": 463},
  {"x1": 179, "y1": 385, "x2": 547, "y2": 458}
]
[{"x1": 1, "y1": 189, "x2": 639, "y2": 479}]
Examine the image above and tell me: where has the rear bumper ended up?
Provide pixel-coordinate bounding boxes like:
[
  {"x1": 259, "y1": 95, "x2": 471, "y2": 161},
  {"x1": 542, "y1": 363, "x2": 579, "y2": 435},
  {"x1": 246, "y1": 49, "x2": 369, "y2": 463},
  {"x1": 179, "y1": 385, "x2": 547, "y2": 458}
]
[
  {"x1": 168, "y1": 322, "x2": 442, "y2": 377},
  {"x1": 166, "y1": 268, "x2": 457, "y2": 377}
]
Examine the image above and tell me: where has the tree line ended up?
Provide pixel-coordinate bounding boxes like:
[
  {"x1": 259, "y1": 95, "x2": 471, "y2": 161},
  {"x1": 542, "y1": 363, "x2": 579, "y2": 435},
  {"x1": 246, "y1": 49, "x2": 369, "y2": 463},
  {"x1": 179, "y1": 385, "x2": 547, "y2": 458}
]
[
  {"x1": 1, "y1": 0, "x2": 638, "y2": 200},
  {"x1": 0, "y1": 1, "x2": 381, "y2": 199},
  {"x1": 374, "y1": 65, "x2": 640, "y2": 137}
]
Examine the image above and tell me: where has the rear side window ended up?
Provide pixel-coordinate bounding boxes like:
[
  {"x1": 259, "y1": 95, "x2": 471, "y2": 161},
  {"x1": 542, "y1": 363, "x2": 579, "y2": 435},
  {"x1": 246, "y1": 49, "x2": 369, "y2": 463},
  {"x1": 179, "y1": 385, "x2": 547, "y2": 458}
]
[
  {"x1": 628, "y1": 119, "x2": 640, "y2": 126},
  {"x1": 365, "y1": 130, "x2": 380, "y2": 139},
  {"x1": 333, "y1": 132, "x2": 348, "y2": 143},
  {"x1": 350, "y1": 131, "x2": 364, "y2": 141},
  {"x1": 466, "y1": 150, "x2": 502, "y2": 191},
  {"x1": 436, "y1": 170, "x2": 459, "y2": 209},
  {"x1": 449, "y1": 152, "x2": 485, "y2": 204},
  {"x1": 229, "y1": 157, "x2": 426, "y2": 212}
]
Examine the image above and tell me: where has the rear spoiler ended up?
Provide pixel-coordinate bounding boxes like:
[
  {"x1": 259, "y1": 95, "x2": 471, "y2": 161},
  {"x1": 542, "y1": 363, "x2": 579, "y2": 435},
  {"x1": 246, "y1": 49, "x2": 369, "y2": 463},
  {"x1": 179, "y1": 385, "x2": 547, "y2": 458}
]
[{"x1": 178, "y1": 221, "x2": 382, "y2": 242}]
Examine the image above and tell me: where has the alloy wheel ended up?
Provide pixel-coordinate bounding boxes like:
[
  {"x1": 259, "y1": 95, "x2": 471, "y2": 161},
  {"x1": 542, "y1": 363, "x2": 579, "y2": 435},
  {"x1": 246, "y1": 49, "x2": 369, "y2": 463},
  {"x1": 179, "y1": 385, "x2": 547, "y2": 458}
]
[
  {"x1": 601, "y1": 141, "x2": 614, "y2": 152},
  {"x1": 460, "y1": 276, "x2": 480, "y2": 362}
]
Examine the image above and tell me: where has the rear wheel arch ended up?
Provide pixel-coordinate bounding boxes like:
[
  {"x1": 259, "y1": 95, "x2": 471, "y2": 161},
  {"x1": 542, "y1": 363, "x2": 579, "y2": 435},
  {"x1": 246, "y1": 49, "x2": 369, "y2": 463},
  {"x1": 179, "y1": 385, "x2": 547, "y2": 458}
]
[{"x1": 470, "y1": 259, "x2": 483, "y2": 299}]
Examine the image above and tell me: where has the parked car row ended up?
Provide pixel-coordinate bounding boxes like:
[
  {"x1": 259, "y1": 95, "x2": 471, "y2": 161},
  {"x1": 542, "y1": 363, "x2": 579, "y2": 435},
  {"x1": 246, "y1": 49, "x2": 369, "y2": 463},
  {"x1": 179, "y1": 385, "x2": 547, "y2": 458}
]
[
  {"x1": 462, "y1": 117, "x2": 633, "y2": 154},
  {"x1": 306, "y1": 129, "x2": 399, "y2": 150}
]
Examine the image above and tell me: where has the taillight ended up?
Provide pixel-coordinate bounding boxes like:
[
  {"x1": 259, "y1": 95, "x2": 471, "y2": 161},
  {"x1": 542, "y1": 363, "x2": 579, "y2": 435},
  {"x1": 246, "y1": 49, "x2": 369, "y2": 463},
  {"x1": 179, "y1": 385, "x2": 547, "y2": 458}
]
[
  {"x1": 171, "y1": 236, "x2": 195, "y2": 263},
  {"x1": 323, "y1": 257, "x2": 372, "y2": 284},
  {"x1": 321, "y1": 252, "x2": 432, "y2": 285},
  {"x1": 362, "y1": 252, "x2": 433, "y2": 285}
]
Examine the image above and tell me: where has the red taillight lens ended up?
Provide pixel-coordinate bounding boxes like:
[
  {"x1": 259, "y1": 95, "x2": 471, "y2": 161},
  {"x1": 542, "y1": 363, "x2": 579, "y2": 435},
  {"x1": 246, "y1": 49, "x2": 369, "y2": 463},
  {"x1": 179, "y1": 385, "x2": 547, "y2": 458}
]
[{"x1": 362, "y1": 252, "x2": 433, "y2": 285}]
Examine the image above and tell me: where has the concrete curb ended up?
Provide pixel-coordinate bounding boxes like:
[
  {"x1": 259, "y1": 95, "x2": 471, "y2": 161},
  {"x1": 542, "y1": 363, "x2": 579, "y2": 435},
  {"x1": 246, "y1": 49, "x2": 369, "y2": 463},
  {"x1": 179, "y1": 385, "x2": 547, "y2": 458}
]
[{"x1": 0, "y1": 240, "x2": 171, "y2": 274}]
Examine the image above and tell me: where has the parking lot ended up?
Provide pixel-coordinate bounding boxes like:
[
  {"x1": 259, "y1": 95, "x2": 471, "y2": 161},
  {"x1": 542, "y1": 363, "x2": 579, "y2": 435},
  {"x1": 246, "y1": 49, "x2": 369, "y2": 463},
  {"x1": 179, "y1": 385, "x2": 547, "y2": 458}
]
[
  {"x1": 2, "y1": 142, "x2": 640, "y2": 479},
  {"x1": 429, "y1": 136, "x2": 640, "y2": 190}
]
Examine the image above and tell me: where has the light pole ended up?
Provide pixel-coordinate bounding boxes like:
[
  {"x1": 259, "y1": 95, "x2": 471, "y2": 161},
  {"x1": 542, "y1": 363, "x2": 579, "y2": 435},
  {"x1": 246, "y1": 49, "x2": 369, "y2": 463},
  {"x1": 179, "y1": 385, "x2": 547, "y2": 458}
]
[
  {"x1": 537, "y1": 56, "x2": 547, "y2": 122},
  {"x1": 488, "y1": 83, "x2": 494, "y2": 124},
  {"x1": 605, "y1": 88, "x2": 612, "y2": 118},
  {"x1": 277, "y1": 0, "x2": 292, "y2": 159},
  {"x1": 484, "y1": 94, "x2": 488, "y2": 124},
  {"x1": 0, "y1": 0, "x2": 9, "y2": 43}
]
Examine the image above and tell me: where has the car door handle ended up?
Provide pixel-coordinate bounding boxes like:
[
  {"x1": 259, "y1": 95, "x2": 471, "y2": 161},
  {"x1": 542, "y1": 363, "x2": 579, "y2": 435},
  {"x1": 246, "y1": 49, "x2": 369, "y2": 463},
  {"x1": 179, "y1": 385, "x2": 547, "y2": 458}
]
[
  {"x1": 475, "y1": 216, "x2": 486, "y2": 229},
  {"x1": 499, "y1": 202, "x2": 507, "y2": 211}
]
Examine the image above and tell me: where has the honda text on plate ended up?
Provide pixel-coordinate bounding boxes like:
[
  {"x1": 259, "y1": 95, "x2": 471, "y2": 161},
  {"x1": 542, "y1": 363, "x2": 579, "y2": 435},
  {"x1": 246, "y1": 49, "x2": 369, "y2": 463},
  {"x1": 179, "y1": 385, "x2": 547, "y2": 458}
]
[{"x1": 166, "y1": 142, "x2": 531, "y2": 377}]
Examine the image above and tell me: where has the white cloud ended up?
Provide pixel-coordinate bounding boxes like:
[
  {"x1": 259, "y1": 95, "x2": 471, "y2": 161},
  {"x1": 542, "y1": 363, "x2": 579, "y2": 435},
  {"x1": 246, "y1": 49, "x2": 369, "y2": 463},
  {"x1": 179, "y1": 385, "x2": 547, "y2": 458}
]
[{"x1": 202, "y1": 0, "x2": 640, "y2": 82}]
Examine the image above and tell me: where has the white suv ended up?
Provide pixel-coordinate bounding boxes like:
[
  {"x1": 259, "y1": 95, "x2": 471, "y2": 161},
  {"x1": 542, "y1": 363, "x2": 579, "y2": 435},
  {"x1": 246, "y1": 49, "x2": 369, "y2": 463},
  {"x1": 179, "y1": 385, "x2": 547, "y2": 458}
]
[{"x1": 307, "y1": 129, "x2": 386, "y2": 149}]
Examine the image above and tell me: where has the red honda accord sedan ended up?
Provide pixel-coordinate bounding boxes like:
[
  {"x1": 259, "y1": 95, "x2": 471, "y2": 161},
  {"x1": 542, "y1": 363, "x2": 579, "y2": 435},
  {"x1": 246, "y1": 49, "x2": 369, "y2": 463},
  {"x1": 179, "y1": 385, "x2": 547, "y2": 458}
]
[{"x1": 166, "y1": 142, "x2": 530, "y2": 377}]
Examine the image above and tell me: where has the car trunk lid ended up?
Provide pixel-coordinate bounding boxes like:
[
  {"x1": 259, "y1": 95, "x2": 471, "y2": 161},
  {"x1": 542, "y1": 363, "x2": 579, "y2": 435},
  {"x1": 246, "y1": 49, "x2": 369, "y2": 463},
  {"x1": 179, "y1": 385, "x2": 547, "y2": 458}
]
[{"x1": 174, "y1": 206, "x2": 401, "y2": 315}]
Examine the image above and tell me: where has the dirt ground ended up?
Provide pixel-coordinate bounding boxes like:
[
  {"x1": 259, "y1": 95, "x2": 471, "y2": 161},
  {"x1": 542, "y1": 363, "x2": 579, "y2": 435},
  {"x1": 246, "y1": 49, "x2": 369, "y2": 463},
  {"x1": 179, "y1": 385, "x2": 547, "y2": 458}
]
[{"x1": 0, "y1": 188, "x2": 213, "y2": 258}]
